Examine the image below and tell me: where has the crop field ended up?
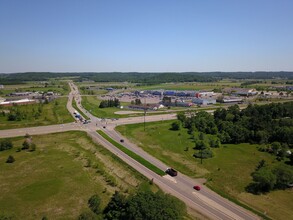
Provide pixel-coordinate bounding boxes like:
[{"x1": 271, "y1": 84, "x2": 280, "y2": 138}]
[
  {"x1": 0, "y1": 97, "x2": 73, "y2": 130},
  {"x1": 0, "y1": 131, "x2": 156, "y2": 219},
  {"x1": 116, "y1": 121, "x2": 293, "y2": 220}
]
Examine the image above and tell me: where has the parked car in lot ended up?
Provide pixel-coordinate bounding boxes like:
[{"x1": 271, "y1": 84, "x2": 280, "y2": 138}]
[
  {"x1": 193, "y1": 185, "x2": 201, "y2": 191},
  {"x1": 165, "y1": 168, "x2": 178, "y2": 177}
]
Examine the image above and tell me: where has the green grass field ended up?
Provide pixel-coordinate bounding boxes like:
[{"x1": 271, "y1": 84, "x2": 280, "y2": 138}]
[
  {"x1": 0, "y1": 82, "x2": 70, "y2": 96},
  {"x1": 116, "y1": 121, "x2": 293, "y2": 220},
  {"x1": 0, "y1": 131, "x2": 155, "y2": 219},
  {"x1": 0, "y1": 97, "x2": 73, "y2": 130},
  {"x1": 81, "y1": 96, "x2": 144, "y2": 118},
  {"x1": 133, "y1": 79, "x2": 292, "y2": 91}
]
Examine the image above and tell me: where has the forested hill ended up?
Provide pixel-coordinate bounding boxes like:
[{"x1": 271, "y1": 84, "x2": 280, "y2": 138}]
[{"x1": 0, "y1": 71, "x2": 292, "y2": 84}]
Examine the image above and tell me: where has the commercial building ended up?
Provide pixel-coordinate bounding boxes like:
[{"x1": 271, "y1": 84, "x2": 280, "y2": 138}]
[
  {"x1": 222, "y1": 97, "x2": 243, "y2": 103},
  {"x1": 223, "y1": 88, "x2": 257, "y2": 96},
  {"x1": 0, "y1": 98, "x2": 36, "y2": 106},
  {"x1": 192, "y1": 98, "x2": 216, "y2": 105}
]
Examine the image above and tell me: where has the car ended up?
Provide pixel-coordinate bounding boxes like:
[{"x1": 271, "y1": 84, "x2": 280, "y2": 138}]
[
  {"x1": 120, "y1": 139, "x2": 124, "y2": 143},
  {"x1": 165, "y1": 168, "x2": 178, "y2": 177},
  {"x1": 193, "y1": 185, "x2": 201, "y2": 191}
]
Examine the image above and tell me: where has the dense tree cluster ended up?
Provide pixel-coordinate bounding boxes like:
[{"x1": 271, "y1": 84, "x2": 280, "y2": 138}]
[
  {"x1": 80, "y1": 190, "x2": 186, "y2": 220},
  {"x1": 176, "y1": 102, "x2": 293, "y2": 162},
  {"x1": 103, "y1": 191, "x2": 186, "y2": 220},
  {"x1": 177, "y1": 102, "x2": 293, "y2": 146},
  {"x1": 1, "y1": 72, "x2": 292, "y2": 85},
  {"x1": 247, "y1": 162, "x2": 293, "y2": 194},
  {"x1": 176, "y1": 112, "x2": 221, "y2": 160},
  {"x1": 214, "y1": 102, "x2": 293, "y2": 145},
  {"x1": 99, "y1": 98, "x2": 120, "y2": 108}
]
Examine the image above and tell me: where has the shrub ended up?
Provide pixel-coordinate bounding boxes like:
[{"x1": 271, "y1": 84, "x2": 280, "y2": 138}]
[
  {"x1": 193, "y1": 149, "x2": 213, "y2": 159},
  {"x1": 6, "y1": 155, "x2": 15, "y2": 163},
  {"x1": 170, "y1": 122, "x2": 180, "y2": 131},
  {"x1": 88, "y1": 194, "x2": 101, "y2": 214},
  {"x1": 0, "y1": 139, "x2": 13, "y2": 151},
  {"x1": 22, "y1": 140, "x2": 30, "y2": 150}
]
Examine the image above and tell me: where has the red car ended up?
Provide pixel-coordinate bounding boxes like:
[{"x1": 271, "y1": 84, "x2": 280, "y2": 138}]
[{"x1": 193, "y1": 185, "x2": 201, "y2": 191}]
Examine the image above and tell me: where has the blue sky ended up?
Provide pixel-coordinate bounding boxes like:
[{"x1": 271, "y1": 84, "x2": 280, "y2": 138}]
[{"x1": 0, "y1": 0, "x2": 293, "y2": 73}]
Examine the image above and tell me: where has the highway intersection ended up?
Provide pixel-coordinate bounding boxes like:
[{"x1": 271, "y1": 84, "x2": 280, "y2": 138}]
[{"x1": 0, "y1": 82, "x2": 260, "y2": 220}]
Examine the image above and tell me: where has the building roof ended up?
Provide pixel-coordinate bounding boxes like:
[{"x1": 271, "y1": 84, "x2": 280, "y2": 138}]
[{"x1": 0, "y1": 98, "x2": 35, "y2": 105}]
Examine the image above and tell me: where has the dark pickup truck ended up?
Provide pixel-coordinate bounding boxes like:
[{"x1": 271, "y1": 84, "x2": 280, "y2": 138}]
[{"x1": 165, "y1": 168, "x2": 178, "y2": 177}]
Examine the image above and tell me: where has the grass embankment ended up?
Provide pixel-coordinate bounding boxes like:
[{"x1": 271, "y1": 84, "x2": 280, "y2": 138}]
[
  {"x1": 71, "y1": 98, "x2": 90, "y2": 120},
  {"x1": 0, "y1": 131, "x2": 157, "y2": 219},
  {"x1": 0, "y1": 97, "x2": 73, "y2": 130},
  {"x1": 97, "y1": 130, "x2": 165, "y2": 176},
  {"x1": 116, "y1": 121, "x2": 293, "y2": 220}
]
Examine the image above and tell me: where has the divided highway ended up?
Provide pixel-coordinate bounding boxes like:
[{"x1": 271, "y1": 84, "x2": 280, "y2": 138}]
[{"x1": 0, "y1": 82, "x2": 260, "y2": 220}]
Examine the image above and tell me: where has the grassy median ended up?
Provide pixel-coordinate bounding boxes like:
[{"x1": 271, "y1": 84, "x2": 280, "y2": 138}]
[
  {"x1": 97, "y1": 130, "x2": 165, "y2": 176},
  {"x1": 71, "y1": 98, "x2": 90, "y2": 120}
]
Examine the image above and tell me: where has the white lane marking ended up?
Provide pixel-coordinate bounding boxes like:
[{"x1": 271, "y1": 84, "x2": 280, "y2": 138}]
[
  {"x1": 162, "y1": 175, "x2": 177, "y2": 183},
  {"x1": 192, "y1": 192, "x2": 244, "y2": 220}
]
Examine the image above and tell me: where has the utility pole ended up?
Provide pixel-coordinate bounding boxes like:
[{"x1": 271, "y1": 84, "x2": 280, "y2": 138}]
[{"x1": 144, "y1": 96, "x2": 146, "y2": 131}]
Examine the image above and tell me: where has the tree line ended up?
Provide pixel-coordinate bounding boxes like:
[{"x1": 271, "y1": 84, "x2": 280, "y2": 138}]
[
  {"x1": 1, "y1": 72, "x2": 293, "y2": 84},
  {"x1": 79, "y1": 190, "x2": 186, "y2": 220},
  {"x1": 99, "y1": 98, "x2": 120, "y2": 108},
  {"x1": 247, "y1": 160, "x2": 293, "y2": 194},
  {"x1": 177, "y1": 102, "x2": 293, "y2": 146}
]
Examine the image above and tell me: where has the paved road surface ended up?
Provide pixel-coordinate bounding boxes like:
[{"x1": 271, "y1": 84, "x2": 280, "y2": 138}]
[{"x1": 0, "y1": 82, "x2": 260, "y2": 220}]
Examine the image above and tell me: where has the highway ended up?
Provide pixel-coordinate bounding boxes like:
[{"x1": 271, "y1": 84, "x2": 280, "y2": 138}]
[{"x1": 0, "y1": 82, "x2": 260, "y2": 220}]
